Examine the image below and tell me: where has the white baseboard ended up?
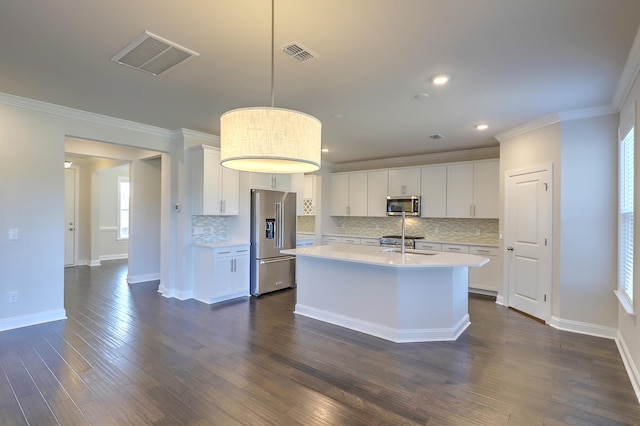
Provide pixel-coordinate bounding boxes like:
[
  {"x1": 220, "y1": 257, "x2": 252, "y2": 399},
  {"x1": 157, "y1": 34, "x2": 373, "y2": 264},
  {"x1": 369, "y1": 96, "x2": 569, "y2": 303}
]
[
  {"x1": 294, "y1": 304, "x2": 470, "y2": 343},
  {"x1": 549, "y1": 316, "x2": 618, "y2": 340},
  {"x1": 0, "y1": 309, "x2": 67, "y2": 332},
  {"x1": 99, "y1": 253, "x2": 128, "y2": 261},
  {"x1": 127, "y1": 272, "x2": 160, "y2": 284},
  {"x1": 468, "y1": 288, "x2": 498, "y2": 297},
  {"x1": 174, "y1": 289, "x2": 194, "y2": 300},
  {"x1": 89, "y1": 259, "x2": 101, "y2": 266},
  {"x1": 615, "y1": 331, "x2": 640, "y2": 404},
  {"x1": 495, "y1": 294, "x2": 505, "y2": 306}
]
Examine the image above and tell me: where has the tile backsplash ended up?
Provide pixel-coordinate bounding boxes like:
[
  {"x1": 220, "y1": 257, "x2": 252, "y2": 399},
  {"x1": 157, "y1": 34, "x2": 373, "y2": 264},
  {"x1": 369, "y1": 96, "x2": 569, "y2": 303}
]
[
  {"x1": 297, "y1": 215, "x2": 315, "y2": 233},
  {"x1": 334, "y1": 216, "x2": 498, "y2": 244},
  {"x1": 192, "y1": 216, "x2": 228, "y2": 243}
]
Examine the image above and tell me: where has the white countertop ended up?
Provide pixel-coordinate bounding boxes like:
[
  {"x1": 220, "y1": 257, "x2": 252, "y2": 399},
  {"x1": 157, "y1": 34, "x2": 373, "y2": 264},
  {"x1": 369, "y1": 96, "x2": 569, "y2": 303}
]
[
  {"x1": 322, "y1": 234, "x2": 498, "y2": 247},
  {"x1": 282, "y1": 244, "x2": 489, "y2": 269}
]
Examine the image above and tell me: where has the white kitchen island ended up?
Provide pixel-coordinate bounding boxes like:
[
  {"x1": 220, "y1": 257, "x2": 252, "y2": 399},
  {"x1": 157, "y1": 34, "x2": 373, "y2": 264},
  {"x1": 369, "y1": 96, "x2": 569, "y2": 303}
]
[{"x1": 281, "y1": 244, "x2": 489, "y2": 343}]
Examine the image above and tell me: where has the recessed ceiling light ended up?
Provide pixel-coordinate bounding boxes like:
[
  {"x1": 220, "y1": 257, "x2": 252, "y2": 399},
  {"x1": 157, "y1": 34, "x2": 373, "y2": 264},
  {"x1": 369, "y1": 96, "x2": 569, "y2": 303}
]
[
  {"x1": 330, "y1": 114, "x2": 343, "y2": 119},
  {"x1": 321, "y1": 148, "x2": 329, "y2": 153},
  {"x1": 414, "y1": 92, "x2": 430, "y2": 100},
  {"x1": 475, "y1": 123, "x2": 490, "y2": 130},
  {"x1": 431, "y1": 74, "x2": 450, "y2": 85},
  {"x1": 430, "y1": 134, "x2": 444, "y2": 140}
]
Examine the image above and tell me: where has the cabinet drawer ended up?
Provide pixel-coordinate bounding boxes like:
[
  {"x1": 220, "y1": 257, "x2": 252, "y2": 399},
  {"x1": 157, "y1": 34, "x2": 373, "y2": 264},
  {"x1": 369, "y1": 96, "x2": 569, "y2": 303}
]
[
  {"x1": 213, "y1": 246, "x2": 250, "y2": 256},
  {"x1": 470, "y1": 246, "x2": 498, "y2": 257},
  {"x1": 415, "y1": 241, "x2": 442, "y2": 251},
  {"x1": 442, "y1": 244, "x2": 469, "y2": 253},
  {"x1": 360, "y1": 238, "x2": 380, "y2": 246},
  {"x1": 324, "y1": 236, "x2": 342, "y2": 244},
  {"x1": 341, "y1": 237, "x2": 361, "y2": 245}
]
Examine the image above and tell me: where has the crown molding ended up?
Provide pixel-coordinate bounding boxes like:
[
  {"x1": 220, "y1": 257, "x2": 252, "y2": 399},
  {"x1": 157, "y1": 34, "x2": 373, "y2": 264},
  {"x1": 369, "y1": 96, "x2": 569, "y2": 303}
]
[
  {"x1": 0, "y1": 92, "x2": 174, "y2": 138},
  {"x1": 496, "y1": 103, "x2": 618, "y2": 143},
  {"x1": 612, "y1": 25, "x2": 640, "y2": 111},
  {"x1": 494, "y1": 113, "x2": 560, "y2": 143},
  {"x1": 174, "y1": 128, "x2": 220, "y2": 144},
  {"x1": 333, "y1": 146, "x2": 499, "y2": 173}
]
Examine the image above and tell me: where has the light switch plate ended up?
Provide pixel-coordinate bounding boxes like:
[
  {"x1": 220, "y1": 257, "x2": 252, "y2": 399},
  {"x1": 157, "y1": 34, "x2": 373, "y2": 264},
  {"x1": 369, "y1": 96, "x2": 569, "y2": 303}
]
[{"x1": 8, "y1": 228, "x2": 18, "y2": 240}]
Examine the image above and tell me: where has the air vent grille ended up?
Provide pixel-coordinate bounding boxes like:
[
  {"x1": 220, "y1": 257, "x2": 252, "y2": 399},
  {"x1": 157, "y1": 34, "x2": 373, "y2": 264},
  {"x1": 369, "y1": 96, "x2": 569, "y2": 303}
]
[
  {"x1": 111, "y1": 31, "x2": 199, "y2": 76},
  {"x1": 281, "y1": 43, "x2": 318, "y2": 62}
]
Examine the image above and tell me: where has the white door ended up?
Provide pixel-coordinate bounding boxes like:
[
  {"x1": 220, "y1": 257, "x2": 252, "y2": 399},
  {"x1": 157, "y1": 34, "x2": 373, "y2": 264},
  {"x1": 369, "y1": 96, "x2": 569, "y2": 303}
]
[
  {"x1": 505, "y1": 165, "x2": 552, "y2": 322},
  {"x1": 64, "y1": 168, "x2": 76, "y2": 266}
]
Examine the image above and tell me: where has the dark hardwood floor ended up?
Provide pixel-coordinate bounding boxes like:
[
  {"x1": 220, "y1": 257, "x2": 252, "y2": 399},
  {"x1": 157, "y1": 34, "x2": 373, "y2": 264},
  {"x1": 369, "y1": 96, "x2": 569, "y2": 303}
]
[{"x1": 1, "y1": 259, "x2": 639, "y2": 425}]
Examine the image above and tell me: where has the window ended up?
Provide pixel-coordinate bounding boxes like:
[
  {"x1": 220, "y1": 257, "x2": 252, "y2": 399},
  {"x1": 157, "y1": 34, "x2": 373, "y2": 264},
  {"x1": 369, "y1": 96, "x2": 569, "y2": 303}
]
[
  {"x1": 117, "y1": 177, "x2": 130, "y2": 240},
  {"x1": 617, "y1": 127, "x2": 634, "y2": 314}
]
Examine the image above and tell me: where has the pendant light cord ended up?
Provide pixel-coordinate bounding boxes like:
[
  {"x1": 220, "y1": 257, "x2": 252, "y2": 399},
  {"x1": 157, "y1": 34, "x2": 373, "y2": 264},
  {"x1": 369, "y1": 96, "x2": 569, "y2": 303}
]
[{"x1": 270, "y1": 0, "x2": 275, "y2": 108}]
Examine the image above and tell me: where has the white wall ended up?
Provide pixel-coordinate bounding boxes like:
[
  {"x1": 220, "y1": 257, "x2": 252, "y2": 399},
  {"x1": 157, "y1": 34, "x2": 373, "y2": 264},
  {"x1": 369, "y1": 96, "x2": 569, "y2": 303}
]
[
  {"x1": 559, "y1": 115, "x2": 618, "y2": 328},
  {"x1": 0, "y1": 95, "x2": 176, "y2": 331},
  {"x1": 128, "y1": 158, "x2": 161, "y2": 283}
]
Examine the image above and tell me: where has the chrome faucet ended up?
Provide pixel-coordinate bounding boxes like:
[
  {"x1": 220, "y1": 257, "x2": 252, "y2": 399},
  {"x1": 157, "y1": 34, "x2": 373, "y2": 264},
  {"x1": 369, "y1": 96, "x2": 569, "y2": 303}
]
[{"x1": 401, "y1": 211, "x2": 406, "y2": 255}]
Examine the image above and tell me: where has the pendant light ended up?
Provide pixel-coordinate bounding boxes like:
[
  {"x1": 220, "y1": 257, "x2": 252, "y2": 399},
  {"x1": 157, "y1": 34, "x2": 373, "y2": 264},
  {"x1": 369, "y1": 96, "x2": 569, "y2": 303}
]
[{"x1": 220, "y1": 0, "x2": 321, "y2": 173}]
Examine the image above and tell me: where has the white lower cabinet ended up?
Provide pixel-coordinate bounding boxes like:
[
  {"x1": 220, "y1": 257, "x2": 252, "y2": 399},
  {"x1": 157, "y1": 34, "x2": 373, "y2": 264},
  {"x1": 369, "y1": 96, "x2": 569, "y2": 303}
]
[
  {"x1": 414, "y1": 241, "x2": 501, "y2": 293},
  {"x1": 193, "y1": 244, "x2": 250, "y2": 304},
  {"x1": 468, "y1": 246, "x2": 501, "y2": 292},
  {"x1": 360, "y1": 238, "x2": 380, "y2": 246}
]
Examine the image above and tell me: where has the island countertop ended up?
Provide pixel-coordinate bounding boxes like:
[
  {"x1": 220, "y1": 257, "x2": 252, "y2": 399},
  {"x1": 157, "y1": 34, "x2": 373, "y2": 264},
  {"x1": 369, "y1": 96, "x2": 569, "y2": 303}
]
[{"x1": 282, "y1": 244, "x2": 489, "y2": 268}]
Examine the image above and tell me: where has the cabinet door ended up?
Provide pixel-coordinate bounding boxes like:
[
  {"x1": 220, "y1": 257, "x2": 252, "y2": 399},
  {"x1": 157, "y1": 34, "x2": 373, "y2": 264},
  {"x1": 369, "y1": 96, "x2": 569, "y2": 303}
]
[
  {"x1": 199, "y1": 147, "x2": 222, "y2": 215},
  {"x1": 420, "y1": 165, "x2": 447, "y2": 217},
  {"x1": 220, "y1": 166, "x2": 239, "y2": 215},
  {"x1": 212, "y1": 255, "x2": 233, "y2": 298},
  {"x1": 291, "y1": 173, "x2": 305, "y2": 216},
  {"x1": 473, "y1": 160, "x2": 499, "y2": 218},
  {"x1": 230, "y1": 254, "x2": 250, "y2": 294},
  {"x1": 348, "y1": 172, "x2": 368, "y2": 216},
  {"x1": 303, "y1": 175, "x2": 315, "y2": 216},
  {"x1": 330, "y1": 174, "x2": 350, "y2": 216},
  {"x1": 446, "y1": 163, "x2": 474, "y2": 218},
  {"x1": 388, "y1": 168, "x2": 421, "y2": 196},
  {"x1": 367, "y1": 170, "x2": 388, "y2": 217}
]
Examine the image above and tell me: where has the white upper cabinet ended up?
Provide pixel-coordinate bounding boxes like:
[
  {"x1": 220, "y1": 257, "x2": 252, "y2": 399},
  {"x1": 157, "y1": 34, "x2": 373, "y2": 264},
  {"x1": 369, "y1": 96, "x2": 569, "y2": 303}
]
[
  {"x1": 248, "y1": 172, "x2": 292, "y2": 191},
  {"x1": 367, "y1": 170, "x2": 389, "y2": 217},
  {"x1": 472, "y1": 161, "x2": 499, "y2": 218},
  {"x1": 330, "y1": 172, "x2": 368, "y2": 216},
  {"x1": 388, "y1": 168, "x2": 421, "y2": 196},
  {"x1": 192, "y1": 145, "x2": 239, "y2": 216},
  {"x1": 420, "y1": 165, "x2": 447, "y2": 218},
  {"x1": 291, "y1": 173, "x2": 305, "y2": 216},
  {"x1": 446, "y1": 160, "x2": 498, "y2": 218},
  {"x1": 303, "y1": 175, "x2": 316, "y2": 216}
]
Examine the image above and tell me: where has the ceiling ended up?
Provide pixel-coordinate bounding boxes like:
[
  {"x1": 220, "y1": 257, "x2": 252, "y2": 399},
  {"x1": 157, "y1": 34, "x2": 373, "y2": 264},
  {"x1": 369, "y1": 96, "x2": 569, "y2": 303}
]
[{"x1": 1, "y1": 0, "x2": 640, "y2": 164}]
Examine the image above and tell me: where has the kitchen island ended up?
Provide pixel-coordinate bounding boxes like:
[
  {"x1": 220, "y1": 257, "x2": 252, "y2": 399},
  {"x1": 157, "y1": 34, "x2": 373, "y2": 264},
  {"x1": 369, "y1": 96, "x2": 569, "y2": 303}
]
[{"x1": 281, "y1": 244, "x2": 489, "y2": 343}]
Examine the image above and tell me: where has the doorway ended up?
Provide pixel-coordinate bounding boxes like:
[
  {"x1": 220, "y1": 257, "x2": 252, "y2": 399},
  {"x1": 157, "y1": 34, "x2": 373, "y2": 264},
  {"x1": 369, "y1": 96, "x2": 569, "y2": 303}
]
[
  {"x1": 65, "y1": 138, "x2": 163, "y2": 284},
  {"x1": 64, "y1": 167, "x2": 78, "y2": 266},
  {"x1": 504, "y1": 164, "x2": 553, "y2": 322}
]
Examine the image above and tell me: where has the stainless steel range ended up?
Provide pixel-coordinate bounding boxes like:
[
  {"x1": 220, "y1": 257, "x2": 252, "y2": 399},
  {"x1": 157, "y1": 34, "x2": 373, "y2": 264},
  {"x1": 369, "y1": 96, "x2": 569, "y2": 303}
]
[{"x1": 379, "y1": 235, "x2": 424, "y2": 249}]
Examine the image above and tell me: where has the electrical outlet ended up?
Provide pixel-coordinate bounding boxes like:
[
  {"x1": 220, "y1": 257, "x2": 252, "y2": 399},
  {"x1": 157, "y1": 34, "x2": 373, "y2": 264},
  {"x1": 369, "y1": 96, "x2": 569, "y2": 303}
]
[
  {"x1": 8, "y1": 291, "x2": 18, "y2": 303},
  {"x1": 434, "y1": 226, "x2": 439, "y2": 234},
  {"x1": 193, "y1": 227, "x2": 204, "y2": 235},
  {"x1": 203, "y1": 227, "x2": 212, "y2": 234},
  {"x1": 475, "y1": 228, "x2": 481, "y2": 235}
]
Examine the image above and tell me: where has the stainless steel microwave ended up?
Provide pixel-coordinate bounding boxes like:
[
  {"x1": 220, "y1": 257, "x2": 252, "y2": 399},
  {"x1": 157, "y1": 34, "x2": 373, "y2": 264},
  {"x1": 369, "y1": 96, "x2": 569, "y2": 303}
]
[{"x1": 386, "y1": 196, "x2": 421, "y2": 216}]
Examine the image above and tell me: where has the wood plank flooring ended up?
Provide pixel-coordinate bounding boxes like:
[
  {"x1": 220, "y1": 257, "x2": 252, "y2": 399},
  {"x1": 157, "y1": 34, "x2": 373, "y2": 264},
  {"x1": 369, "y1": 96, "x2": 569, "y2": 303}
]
[{"x1": 1, "y1": 259, "x2": 639, "y2": 425}]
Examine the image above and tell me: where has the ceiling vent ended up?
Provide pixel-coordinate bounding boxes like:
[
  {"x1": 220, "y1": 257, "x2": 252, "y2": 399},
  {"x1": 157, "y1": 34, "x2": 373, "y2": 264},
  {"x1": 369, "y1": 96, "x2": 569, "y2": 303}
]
[
  {"x1": 430, "y1": 134, "x2": 444, "y2": 140},
  {"x1": 111, "y1": 31, "x2": 199, "y2": 76},
  {"x1": 281, "y1": 43, "x2": 318, "y2": 62}
]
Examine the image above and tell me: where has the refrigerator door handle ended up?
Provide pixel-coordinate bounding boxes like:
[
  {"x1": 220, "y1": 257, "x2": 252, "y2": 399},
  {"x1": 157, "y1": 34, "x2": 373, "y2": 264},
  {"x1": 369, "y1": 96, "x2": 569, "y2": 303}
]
[
  {"x1": 275, "y1": 201, "x2": 284, "y2": 248},
  {"x1": 259, "y1": 256, "x2": 296, "y2": 265}
]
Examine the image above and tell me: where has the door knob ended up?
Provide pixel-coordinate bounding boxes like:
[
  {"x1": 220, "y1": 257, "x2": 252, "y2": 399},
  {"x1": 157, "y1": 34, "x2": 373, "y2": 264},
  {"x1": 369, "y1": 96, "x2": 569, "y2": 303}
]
[{"x1": 507, "y1": 246, "x2": 514, "y2": 251}]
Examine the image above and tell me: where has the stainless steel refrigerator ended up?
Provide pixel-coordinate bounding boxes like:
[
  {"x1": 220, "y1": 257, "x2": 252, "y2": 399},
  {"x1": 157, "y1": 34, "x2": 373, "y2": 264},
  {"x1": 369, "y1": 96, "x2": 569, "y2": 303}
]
[{"x1": 250, "y1": 189, "x2": 296, "y2": 296}]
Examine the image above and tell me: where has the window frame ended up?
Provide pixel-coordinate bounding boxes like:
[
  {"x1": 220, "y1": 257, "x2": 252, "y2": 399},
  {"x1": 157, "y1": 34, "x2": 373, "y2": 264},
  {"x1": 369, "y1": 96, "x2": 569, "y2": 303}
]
[
  {"x1": 616, "y1": 126, "x2": 635, "y2": 315},
  {"x1": 117, "y1": 176, "x2": 130, "y2": 241}
]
